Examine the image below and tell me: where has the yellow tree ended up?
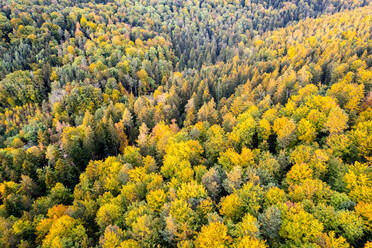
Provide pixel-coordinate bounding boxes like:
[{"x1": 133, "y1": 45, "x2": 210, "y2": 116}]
[
  {"x1": 220, "y1": 193, "x2": 244, "y2": 222},
  {"x1": 297, "y1": 118, "x2": 316, "y2": 143},
  {"x1": 343, "y1": 162, "x2": 372, "y2": 203},
  {"x1": 317, "y1": 232, "x2": 350, "y2": 248},
  {"x1": 324, "y1": 107, "x2": 348, "y2": 134},
  {"x1": 279, "y1": 206, "x2": 323, "y2": 245},
  {"x1": 234, "y1": 236, "x2": 267, "y2": 248},
  {"x1": 195, "y1": 222, "x2": 232, "y2": 248},
  {"x1": 273, "y1": 117, "x2": 296, "y2": 148},
  {"x1": 42, "y1": 215, "x2": 89, "y2": 248},
  {"x1": 146, "y1": 189, "x2": 167, "y2": 212},
  {"x1": 234, "y1": 213, "x2": 260, "y2": 237}
]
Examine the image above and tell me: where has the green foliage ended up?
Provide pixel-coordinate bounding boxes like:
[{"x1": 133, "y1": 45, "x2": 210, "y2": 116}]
[
  {"x1": 0, "y1": 0, "x2": 370, "y2": 247},
  {"x1": 0, "y1": 71, "x2": 46, "y2": 109}
]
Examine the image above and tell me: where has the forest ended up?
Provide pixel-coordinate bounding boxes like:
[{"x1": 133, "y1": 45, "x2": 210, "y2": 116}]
[{"x1": 0, "y1": 0, "x2": 371, "y2": 247}]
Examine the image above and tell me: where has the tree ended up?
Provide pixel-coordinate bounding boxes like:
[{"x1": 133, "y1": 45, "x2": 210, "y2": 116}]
[
  {"x1": 288, "y1": 179, "x2": 332, "y2": 204},
  {"x1": 317, "y1": 232, "x2": 350, "y2": 248},
  {"x1": 202, "y1": 167, "x2": 222, "y2": 200},
  {"x1": 49, "y1": 183, "x2": 72, "y2": 205},
  {"x1": 234, "y1": 213, "x2": 260, "y2": 237},
  {"x1": 42, "y1": 215, "x2": 89, "y2": 248},
  {"x1": 234, "y1": 236, "x2": 267, "y2": 248},
  {"x1": 355, "y1": 202, "x2": 372, "y2": 233},
  {"x1": 239, "y1": 182, "x2": 264, "y2": 217},
  {"x1": 146, "y1": 189, "x2": 166, "y2": 212},
  {"x1": 197, "y1": 98, "x2": 219, "y2": 124},
  {"x1": 220, "y1": 193, "x2": 244, "y2": 222},
  {"x1": 258, "y1": 206, "x2": 282, "y2": 242},
  {"x1": 177, "y1": 181, "x2": 207, "y2": 201},
  {"x1": 96, "y1": 203, "x2": 122, "y2": 231},
  {"x1": 273, "y1": 117, "x2": 296, "y2": 148},
  {"x1": 336, "y1": 210, "x2": 365, "y2": 243},
  {"x1": 61, "y1": 126, "x2": 94, "y2": 169},
  {"x1": 343, "y1": 162, "x2": 372, "y2": 203},
  {"x1": 348, "y1": 120, "x2": 372, "y2": 160},
  {"x1": 279, "y1": 206, "x2": 323, "y2": 245},
  {"x1": 286, "y1": 163, "x2": 313, "y2": 186},
  {"x1": 161, "y1": 139, "x2": 203, "y2": 179},
  {"x1": 165, "y1": 199, "x2": 196, "y2": 242},
  {"x1": 297, "y1": 118, "x2": 316, "y2": 143},
  {"x1": 218, "y1": 147, "x2": 254, "y2": 171},
  {"x1": 204, "y1": 125, "x2": 227, "y2": 164},
  {"x1": 229, "y1": 114, "x2": 257, "y2": 149},
  {"x1": 325, "y1": 107, "x2": 348, "y2": 134},
  {"x1": 328, "y1": 82, "x2": 364, "y2": 113},
  {"x1": 0, "y1": 216, "x2": 16, "y2": 248},
  {"x1": 99, "y1": 225, "x2": 125, "y2": 248},
  {"x1": 264, "y1": 187, "x2": 287, "y2": 207},
  {"x1": 0, "y1": 70, "x2": 45, "y2": 108},
  {"x1": 195, "y1": 222, "x2": 232, "y2": 248}
]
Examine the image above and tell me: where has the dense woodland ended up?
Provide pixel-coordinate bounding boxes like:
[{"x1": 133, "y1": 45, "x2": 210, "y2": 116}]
[{"x1": 0, "y1": 0, "x2": 371, "y2": 247}]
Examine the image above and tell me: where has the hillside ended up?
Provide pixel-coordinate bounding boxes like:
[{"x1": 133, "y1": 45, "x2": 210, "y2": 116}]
[{"x1": 0, "y1": 1, "x2": 371, "y2": 248}]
